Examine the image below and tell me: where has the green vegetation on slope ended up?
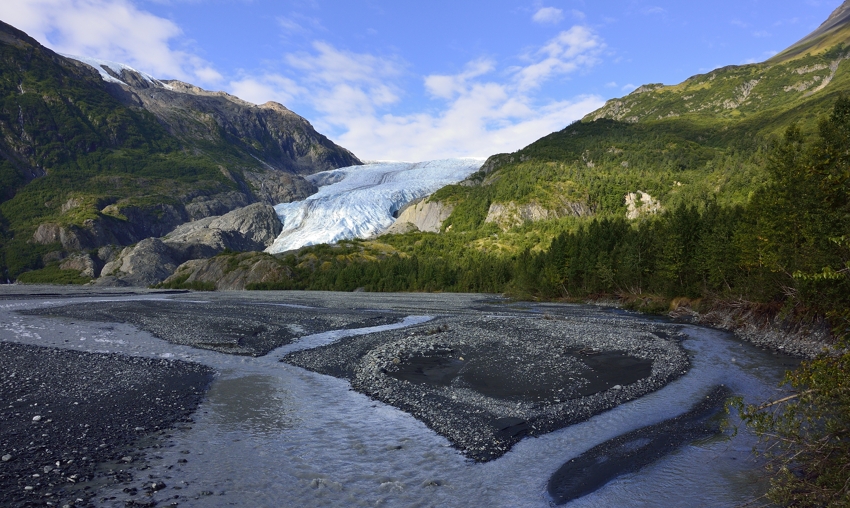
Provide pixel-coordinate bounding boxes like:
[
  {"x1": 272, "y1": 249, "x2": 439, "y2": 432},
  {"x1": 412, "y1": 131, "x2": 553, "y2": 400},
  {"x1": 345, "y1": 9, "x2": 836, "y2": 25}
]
[{"x1": 0, "y1": 22, "x2": 260, "y2": 280}]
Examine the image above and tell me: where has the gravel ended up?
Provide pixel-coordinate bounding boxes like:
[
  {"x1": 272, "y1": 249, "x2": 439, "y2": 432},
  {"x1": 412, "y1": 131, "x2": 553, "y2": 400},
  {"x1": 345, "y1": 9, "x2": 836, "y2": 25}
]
[
  {"x1": 284, "y1": 312, "x2": 690, "y2": 462},
  {"x1": 0, "y1": 341, "x2": 213, "y2": 508},
  {"x1": 23, "y1": 299, "x2": 402, "y2": 356}
]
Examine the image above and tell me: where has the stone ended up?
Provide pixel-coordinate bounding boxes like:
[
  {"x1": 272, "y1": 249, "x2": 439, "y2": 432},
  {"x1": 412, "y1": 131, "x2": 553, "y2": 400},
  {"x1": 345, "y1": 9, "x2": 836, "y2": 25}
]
[
  {"x1": 59, "y1": 253, "x2": 97, "y2": 278},
  {"x1": 384, "y1": 198, "x2": 454, "y2": 234},
  {"x1": 32, "y1": 415, "x2": 42, "y2": 422},
  {"x1": 96, "y1": 238, "x2": 178, "y2": 287},
  {"x1": 2, "y1": 454, "x2": 11, "y2": 462},
  {"x1": 95, "y1": 203, "x2": 285, "y2": 287}
]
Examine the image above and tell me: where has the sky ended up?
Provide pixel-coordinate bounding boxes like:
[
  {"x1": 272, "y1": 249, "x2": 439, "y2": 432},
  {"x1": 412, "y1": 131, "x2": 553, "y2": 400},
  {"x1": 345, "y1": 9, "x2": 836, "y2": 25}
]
[{"x1": 0, "y1": 0, "x2": 843, "y2": 161}]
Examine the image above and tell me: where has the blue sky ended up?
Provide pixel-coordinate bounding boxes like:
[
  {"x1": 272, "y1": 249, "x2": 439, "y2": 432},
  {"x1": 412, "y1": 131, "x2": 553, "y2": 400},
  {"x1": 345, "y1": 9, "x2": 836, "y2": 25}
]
[{"x1": 0, "y1": 0, "x2": 842, "y2": 160}]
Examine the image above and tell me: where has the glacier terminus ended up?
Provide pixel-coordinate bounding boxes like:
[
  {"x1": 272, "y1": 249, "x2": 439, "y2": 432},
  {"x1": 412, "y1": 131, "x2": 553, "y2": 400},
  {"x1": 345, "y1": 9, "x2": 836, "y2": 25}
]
[{"x1": 266, "y1": 158, "x2": 484, "y2": 253}]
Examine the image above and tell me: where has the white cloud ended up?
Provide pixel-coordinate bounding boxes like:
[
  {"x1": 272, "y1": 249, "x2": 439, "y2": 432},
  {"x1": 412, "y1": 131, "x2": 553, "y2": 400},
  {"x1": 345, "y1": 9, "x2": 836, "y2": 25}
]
[
  {"x1": 283, "y1": 41, "x2": 405, "y2": 120},
  {"x1": 622, "y1": 83, "x2": 637, "y2": 92},
  {"x1": 533, "y1": 7, "x2": 565, "y2": 24},
  {"x1": 424, "y1": 59, "x2": 495, "y2": 99},
  {"x1": 241, "y1": 27, "x2": 606, "y2": 160},
  {"x1": 513, "y1": 26, "x2": 604, "y2": 92},
  {"x1": 229, "y1": 74, "x2": 305, "y2": 106},
  {"x1": 0, "y1": 0, "x2": 221, "y2": 84}
]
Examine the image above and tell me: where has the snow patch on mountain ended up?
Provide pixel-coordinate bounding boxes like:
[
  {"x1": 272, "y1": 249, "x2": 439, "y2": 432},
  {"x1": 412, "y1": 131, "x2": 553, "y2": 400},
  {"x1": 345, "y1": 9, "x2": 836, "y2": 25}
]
[
  {"x1": 62, "y1": 54, "x2": 172, "y2": 89},
  {"x1": 266, "y1": 159, "x2": 484, "y2": 253}
]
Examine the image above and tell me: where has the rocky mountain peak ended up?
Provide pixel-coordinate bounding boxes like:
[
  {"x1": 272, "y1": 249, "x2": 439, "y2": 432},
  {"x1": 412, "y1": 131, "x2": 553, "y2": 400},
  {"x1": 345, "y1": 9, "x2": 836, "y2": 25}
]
[
  {"x1": 0, "y1": 20, "x2": 41, "y2": 50},
  {"x1": 61, "y1": 55, "x2": 361, "y2": 175}
]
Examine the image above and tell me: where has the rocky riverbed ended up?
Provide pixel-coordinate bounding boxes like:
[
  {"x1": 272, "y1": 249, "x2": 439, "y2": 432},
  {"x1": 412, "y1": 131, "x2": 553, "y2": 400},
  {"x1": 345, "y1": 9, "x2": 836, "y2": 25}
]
[
  {"x1": 284, "y1": 313, "x2": 688, "y2": 461},
  {"x1": 0, "y1": 287, "x2": 798, "y2": 507},
  {"x1": 0, "y1": 341, "x2": 212, "y2": 508}
]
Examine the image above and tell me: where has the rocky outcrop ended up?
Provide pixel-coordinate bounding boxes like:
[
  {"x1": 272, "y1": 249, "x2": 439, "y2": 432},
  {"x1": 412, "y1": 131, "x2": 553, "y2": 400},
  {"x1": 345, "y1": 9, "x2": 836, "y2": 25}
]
[
  {"x1": 164, "y1": 203, "x2": 282, "y2": 254},
  {"x1": 58, "y1": 253, "x2": 99, "y2": 279},
  {"x1": 31, "y1": 202, "x2": 192, "y2": 251},
  {"x1": 163, "y1": 252, "x2": 292, "y2": 291},
  {"x1": 485, "y1": 201, "x2": 594, "y2": 230},
  {"x1": 384, "y1": 199, "x2": 454, "y2": 234},
  {"x1": 625, "y1": 191, "x2": 663, "y2": 220},
  {"x1": 97, "y1": 238, "x2": 179, "y2": 287},
  {"x1": 94, "y1": 204, "x2": 283, "y2": 287}
]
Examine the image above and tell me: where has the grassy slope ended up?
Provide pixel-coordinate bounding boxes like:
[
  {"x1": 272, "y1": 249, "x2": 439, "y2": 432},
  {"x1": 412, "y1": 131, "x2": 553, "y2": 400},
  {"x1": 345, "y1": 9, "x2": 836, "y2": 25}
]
[{"x1": 426, "y1": 42, "x2": 850, "y2": 247}]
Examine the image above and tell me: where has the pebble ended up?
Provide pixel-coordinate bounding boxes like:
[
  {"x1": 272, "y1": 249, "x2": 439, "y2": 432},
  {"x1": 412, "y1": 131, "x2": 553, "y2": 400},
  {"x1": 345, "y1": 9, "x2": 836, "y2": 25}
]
[
  {"x1": 1, "y1": 454, "x2": 11, "y2": 462},
  {"x1": 32, "y1": 415, "x2": 42, "y2": 422}
]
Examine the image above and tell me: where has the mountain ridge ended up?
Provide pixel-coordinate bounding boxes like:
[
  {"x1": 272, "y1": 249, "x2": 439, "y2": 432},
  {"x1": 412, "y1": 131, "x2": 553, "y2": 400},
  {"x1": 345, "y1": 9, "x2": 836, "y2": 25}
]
[
  {"x1": 771, "y1": 0, "x2": 850, "y2": 63},
  {"x1": 0, "y1": 19, "x2": 360, "y2": 281}
]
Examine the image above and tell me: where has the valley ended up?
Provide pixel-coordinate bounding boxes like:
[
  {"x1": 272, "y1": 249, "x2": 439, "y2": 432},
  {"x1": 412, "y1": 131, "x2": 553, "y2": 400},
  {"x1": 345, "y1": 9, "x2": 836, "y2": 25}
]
[{"x1": 1, "y1": 2, "x2": 849, "y2": 507}]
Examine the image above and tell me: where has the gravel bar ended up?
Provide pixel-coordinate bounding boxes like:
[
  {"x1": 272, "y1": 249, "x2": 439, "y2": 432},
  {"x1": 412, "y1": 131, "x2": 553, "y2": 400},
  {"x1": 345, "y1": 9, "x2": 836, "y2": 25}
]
[
  {"x1": 284, "y1": 312, "x2": 690, "y2": 461},
  {"x1": 0, "y1": 341, "x2": 213, "y2": 508},
  {"x1": 23, "y1": 299, "x2": 402, "y2": 356}
]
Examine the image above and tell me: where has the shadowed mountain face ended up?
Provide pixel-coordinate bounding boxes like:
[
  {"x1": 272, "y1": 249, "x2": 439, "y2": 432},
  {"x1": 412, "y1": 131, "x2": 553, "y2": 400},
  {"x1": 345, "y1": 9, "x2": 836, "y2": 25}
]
[
  {"x1": 84, "y1": 65, "x2": 360, "y2": 176},
  {"x1": 0, "y1": 20, "x2": 360, "y2": 280}
]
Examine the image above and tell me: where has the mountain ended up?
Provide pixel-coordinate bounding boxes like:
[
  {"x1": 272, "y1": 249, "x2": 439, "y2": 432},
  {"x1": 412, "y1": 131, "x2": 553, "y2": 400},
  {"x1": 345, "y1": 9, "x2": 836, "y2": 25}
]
[
  {"x1": 771, "y1": 0, "x2": 850, "y2": 63},
  {"x1": 0, "y1": 20, "x2": 360, "y2": 281},
  {"x1": 423, "y1": 1, "x2": 850, "y2": 240},
  {"x1": 148, "y1": 4, "x2": 850, "y2": 303}
]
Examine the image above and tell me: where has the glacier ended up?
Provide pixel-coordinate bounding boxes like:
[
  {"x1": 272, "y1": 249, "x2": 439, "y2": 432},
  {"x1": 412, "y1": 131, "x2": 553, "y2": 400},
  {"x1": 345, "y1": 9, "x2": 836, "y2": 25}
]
[{"x1": 266, "y1": 158, "x2": 484, "y2": 253}]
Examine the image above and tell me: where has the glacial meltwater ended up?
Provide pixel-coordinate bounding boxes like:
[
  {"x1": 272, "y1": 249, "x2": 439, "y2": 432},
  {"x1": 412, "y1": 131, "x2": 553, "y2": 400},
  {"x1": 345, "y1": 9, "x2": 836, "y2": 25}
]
[{"x1": 0, "y1": 290, "x2": 798, "y2": 507}]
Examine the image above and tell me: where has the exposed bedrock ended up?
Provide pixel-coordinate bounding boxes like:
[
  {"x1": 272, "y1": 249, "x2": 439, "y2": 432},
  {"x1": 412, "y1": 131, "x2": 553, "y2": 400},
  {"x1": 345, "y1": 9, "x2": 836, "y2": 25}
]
[
  {"x1": 95, "y1": 203, "x2": 282, "y2": 287},
  {"x1": 384, "y1": 198, "x2": 454, "y2": 234}
]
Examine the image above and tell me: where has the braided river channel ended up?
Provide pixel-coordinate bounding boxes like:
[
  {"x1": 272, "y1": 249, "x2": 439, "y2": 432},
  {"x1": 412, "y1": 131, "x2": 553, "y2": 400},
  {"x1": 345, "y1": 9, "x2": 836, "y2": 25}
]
[{"x1": 0, "y1": 289, "x2": 799, "y2": 507}]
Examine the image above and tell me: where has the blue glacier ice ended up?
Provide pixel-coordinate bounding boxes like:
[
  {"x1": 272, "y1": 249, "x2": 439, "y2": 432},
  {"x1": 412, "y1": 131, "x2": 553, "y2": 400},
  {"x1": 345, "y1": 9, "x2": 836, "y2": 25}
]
[{"x1": 266, "y1": 158, "x2": 484, "y2": 253}]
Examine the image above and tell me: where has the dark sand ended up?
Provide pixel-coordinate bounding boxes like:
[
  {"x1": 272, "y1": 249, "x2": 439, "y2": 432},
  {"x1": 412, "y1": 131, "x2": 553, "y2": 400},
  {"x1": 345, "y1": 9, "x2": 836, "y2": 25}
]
[{"x1": 387, "y1": 347, "x2": 653, "y2": 402}]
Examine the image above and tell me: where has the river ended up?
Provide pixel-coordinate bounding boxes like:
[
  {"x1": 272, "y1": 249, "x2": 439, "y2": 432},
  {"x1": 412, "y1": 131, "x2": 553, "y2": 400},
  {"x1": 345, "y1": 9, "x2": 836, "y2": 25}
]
[{"x1": 0, "y1": 290, "x2": 797, "y2": 507}]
